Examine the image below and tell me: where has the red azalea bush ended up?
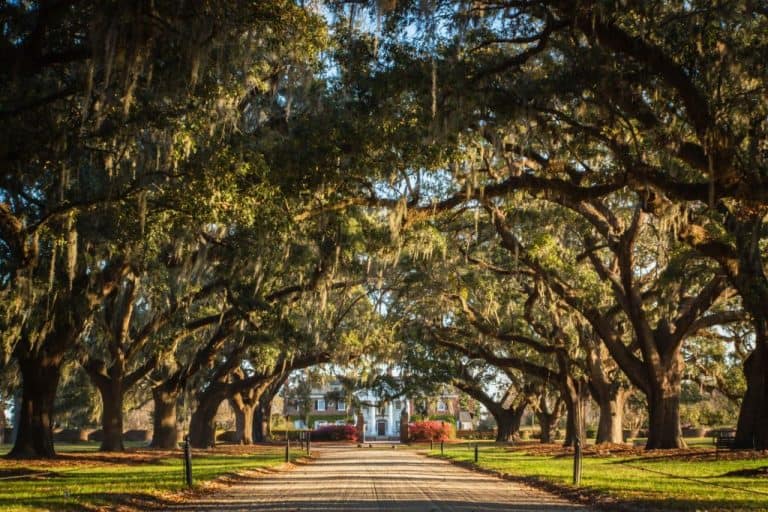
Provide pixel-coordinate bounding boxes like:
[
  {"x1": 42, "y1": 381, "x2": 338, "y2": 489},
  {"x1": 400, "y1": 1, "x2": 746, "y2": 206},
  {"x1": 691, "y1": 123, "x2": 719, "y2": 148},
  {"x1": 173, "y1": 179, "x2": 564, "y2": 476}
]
[
  {"x1": 311, "y1": 424, "x2": 358, "y2": 442},
  {"x1": 408, "y1": 420, "x2": 455, "y2": 442}
]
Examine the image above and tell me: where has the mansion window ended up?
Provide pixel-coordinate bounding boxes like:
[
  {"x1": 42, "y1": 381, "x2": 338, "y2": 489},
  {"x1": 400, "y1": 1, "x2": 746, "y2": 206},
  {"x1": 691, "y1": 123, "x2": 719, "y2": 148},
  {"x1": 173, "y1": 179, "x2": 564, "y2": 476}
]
[
  {"x1": 337, "y1": 400, "x2": 346, "y2": 411},
  {"x1": 315, "y1": 399, "x2": 326, "y2": 411},
  {"x1": 437, "y1": 400, "x2": 447, "y2": 412}
]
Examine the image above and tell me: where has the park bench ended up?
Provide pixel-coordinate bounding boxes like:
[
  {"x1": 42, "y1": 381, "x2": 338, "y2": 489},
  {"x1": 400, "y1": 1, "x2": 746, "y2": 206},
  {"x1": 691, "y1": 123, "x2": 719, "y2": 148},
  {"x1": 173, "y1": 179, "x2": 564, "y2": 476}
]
[{"x1": 713, "y1": 429, "x2": 736, "y2": 452}]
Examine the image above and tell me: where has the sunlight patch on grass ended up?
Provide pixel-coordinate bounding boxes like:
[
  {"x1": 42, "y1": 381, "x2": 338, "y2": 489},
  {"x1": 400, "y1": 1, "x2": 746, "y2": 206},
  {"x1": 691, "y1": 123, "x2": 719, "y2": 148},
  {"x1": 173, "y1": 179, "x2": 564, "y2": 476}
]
[
  {"x1": 0, "y1": 444, "x2": 294, "y2": 511},
  {"x1": 432, "y1": 444, "x2": 768, "y2": 511}
]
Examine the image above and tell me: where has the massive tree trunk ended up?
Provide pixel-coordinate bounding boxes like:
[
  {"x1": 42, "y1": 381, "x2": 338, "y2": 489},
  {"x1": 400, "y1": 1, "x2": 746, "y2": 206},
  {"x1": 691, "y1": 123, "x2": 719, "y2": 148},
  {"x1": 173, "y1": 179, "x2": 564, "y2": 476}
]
[
  {"x1": 97, "y1": 381, "x2": 125, "y2": 452},
  {"x1": 253, "y1": 375, "x2": 288, "y2": 443},
  {"x1": 683, "y1": 215, "x2": 768, "y2": 448},
  {"x1": 562, "y1": 380, "x2": 590, "y2": 448},
  {"x1": 581, "y1": 330, "x2": 628, "y2": 444},
  {"x1": 8, "y1": 303, "x2": 87, "y2": 459},
  {"x1": 645, "y1": 354, "x2": 685, "y2": 449},
  {"x1": 85, "y1": 277, "x2": 159, "y2": 452},
  {"x1": 253, "y1": 401, "x2": 268, "y2": 443},
  {"x1": 495, "y1": 403, "x2": 526, "y2": 442},
  {"x1": 452, "y1": 377, "x2": 532, "y2": 444},
  {"x1": 150, "y1": 384, "x2": 180, "y2": 449},
  {"x1": 253, "y1": 382, "x2": 280, "y2": 443},
  {"x1": 229, "y1": 373, "x2": 278, "y2": 445},
  {"x1": 731, "y1": 217, "x2": 768, "y2": 450},
  {"x1": 555, "y1": 356, "x2": 587, "y2": 448},
  {"x1": 595, "y1": 386, "x2": 628, "y2": 444},
  {"x1": 735, "y1": 340, "x2": 768, "y2": 449},
  {"x1": 535, "y1": 395, "x2": 563, "y2": 444},
  {"x1": 230, "y1": 391, "x2": 256, "y2": 445},
  {"x1": 536, "y1": 411, "x2": 555, "y2": 444},
  {"x1": 149, "y1": 326, "x2": 238, "y2": 450},
  {"x1": 7, "y1": 354, "x2": 62, "y2": 458},
  {"x1": 647, "y1": 393, "x2": 684, "y2": 449},
  {"x1": 0, "y1": 404, "x2": 5, "y2": 444},
  {"x1": 189, "y1": 388, "x2": 226, "y2": 448},
  {"x1": 233, "y1": 402, "x2": 255, "y2": 445}
]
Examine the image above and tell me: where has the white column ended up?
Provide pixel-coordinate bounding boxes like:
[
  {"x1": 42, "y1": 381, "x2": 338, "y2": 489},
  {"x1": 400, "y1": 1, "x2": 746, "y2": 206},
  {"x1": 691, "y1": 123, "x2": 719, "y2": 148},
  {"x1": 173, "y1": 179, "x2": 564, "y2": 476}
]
[
  {"x1": 369, "y1": 405, "x2": 376, "y2": 435},
  {"x1": 387, "y1": 402, "x2": 394, "y2": 436}
]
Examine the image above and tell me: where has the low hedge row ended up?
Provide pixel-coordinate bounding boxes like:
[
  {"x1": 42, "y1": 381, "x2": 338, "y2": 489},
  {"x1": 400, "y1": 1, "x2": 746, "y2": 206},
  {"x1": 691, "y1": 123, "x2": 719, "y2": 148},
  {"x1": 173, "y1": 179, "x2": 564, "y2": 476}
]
[{"x1": 311, "y1": 424, "x2": 358, "y2": 441}]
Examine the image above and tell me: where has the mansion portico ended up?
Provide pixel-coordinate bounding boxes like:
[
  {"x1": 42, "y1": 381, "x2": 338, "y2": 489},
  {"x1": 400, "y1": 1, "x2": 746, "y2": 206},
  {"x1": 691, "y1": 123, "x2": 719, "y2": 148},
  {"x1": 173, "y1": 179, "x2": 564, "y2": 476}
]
[
  {"x1": 283, "y1": 379, "x2": 471, "y2": 440},
  {"x1": 355, "y1": 388, "x2": 410, "y2": 438}
]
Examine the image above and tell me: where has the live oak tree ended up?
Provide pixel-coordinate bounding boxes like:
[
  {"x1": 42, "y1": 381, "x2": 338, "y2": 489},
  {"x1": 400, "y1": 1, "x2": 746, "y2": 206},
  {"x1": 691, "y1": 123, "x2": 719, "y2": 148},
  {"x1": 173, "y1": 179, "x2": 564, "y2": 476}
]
[
  {"x1": 354, "y1": 0, "x2": 767, "y2": 448},
  {"x1": 2, "y1": 0, "x2": 765, "y2": 458},
  {"x1": 405, "y1": 337, "x2": 537, "y2": 442},
  {"x1": 383, "y1": 227, "x2": 576, "y2": 444},
  {"x1": 483, "y1": 195, "x2": 736, "y2": 448},
  {"x1": 188, "y1": 340, "x2": 332, "y2": 449},
  {"x1": 362, "y1": 158, "x2": 741, "y2": 448},
  {"x1": 80, "y1": 245, "x2": 230, "y2": 451},
  {"x1": 466, "y1": 0, "x2": 768, "y2": 449},
  {"x1": 0, "y1": 1, "x2": 328, "y2": 458}
]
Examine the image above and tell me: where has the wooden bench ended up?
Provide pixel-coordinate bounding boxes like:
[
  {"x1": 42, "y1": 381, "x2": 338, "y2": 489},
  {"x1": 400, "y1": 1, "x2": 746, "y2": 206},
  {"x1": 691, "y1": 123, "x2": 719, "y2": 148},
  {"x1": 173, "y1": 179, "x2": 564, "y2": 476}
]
[{"x1": 713, "y1": 429, "x2": 736, "y2": 452}]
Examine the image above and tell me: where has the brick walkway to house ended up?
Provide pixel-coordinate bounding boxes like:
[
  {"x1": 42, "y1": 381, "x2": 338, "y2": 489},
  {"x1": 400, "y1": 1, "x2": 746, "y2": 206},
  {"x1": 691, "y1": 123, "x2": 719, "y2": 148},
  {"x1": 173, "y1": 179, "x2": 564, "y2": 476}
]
[{"x1": 169, "y1": 444, "x2": 587, "y2": 511}]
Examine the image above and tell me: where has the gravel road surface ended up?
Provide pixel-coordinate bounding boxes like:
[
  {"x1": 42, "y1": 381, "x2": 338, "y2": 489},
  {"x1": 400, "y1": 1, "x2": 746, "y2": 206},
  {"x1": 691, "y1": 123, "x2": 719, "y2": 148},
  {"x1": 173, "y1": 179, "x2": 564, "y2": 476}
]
[{"x1": 170, "y1": 444, "x2": 587, "y2": 511}]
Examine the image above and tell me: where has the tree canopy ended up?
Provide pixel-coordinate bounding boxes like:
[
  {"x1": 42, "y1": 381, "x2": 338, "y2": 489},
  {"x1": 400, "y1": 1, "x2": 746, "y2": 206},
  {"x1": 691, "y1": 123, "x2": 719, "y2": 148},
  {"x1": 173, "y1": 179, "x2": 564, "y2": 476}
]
[{"x1": 0, "y1": 0, "x2": 765, "y2": 457}]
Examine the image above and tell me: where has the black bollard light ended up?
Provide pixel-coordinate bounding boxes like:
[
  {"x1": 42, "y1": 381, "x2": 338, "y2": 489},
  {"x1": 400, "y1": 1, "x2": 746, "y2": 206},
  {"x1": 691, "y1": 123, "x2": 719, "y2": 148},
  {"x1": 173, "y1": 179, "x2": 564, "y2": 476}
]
[
  {"x1": 474, "y1": 443, "x2": 478, "y2": 463},
  {"x1": 440, "y1": 440, "x2": 444, "y2": 455},
  {"x1": 573, "y1": 436, "x2": 583, "y2": 486},
  {"x1": 183, "y1": 435, "x2": 193, "y2": 488},
  {"x1": 285, "y1": 438, "x2": 290, "y2": 463},
  {"x1": 430, "y1": 439, "x2": 433, "y2": 450},
  {"x1": 307, "y1": 431, "x2": 311, "y2": 456}
]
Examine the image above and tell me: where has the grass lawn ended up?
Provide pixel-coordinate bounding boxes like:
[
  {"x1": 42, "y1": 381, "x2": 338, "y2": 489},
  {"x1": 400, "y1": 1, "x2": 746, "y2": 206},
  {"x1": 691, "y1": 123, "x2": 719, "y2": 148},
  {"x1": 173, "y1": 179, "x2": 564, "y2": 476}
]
[
  {"x1": 0, "y1": 442, "x2": 299, "y2": 511},
  {"x1": 429, "y1": 442, "x2": 768, "y2": 510}
]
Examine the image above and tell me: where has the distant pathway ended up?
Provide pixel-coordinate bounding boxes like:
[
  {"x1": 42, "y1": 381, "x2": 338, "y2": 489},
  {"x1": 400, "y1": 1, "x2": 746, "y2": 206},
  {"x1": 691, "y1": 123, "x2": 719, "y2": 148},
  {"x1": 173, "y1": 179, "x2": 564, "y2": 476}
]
[{"x1": 169, "y1": 445, "x2": 587, "y2": 511}]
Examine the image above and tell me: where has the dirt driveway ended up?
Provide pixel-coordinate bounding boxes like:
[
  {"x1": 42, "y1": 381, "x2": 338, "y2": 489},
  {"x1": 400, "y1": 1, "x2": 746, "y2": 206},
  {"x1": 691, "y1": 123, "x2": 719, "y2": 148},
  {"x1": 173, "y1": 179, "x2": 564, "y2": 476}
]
[{"x1": 169, "y1": 444, "x2": 587, "y2": 511}]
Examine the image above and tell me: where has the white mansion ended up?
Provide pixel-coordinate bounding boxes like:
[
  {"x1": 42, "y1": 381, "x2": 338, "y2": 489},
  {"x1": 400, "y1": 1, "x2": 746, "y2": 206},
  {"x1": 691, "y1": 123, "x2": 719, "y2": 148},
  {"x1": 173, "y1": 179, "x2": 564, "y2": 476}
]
[{"x1": 283, "y1": 380, "x2": 472, "y2": 439}]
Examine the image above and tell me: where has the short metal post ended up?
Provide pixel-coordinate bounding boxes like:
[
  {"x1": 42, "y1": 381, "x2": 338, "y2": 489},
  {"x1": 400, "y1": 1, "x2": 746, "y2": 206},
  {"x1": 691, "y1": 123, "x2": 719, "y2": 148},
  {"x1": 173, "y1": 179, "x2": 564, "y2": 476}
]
[
  {"x1": 474, "y1": 443, "x2": 478, "y2": 463},
  {"x1": 285, "y1": 438, "x2": 290, "y2": 462},
  {"x1": 573, "y1": 436, "x2": 582, "y2": 486},
  {"x1": 430, "y1": 439, "x2": 433, "y2": 450},
  {"x1": 440, "y1": 440, "x2": 444, "y2": 455},
  {"x1": 183, "y1": 435, "x2": 193, "y2": 488},
  {"x1": 307, "y1": 431, "x2": 311, "y2": 455},
  {"x1": 573, "y1": 379, "x2": 583, "y2": 486}
]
